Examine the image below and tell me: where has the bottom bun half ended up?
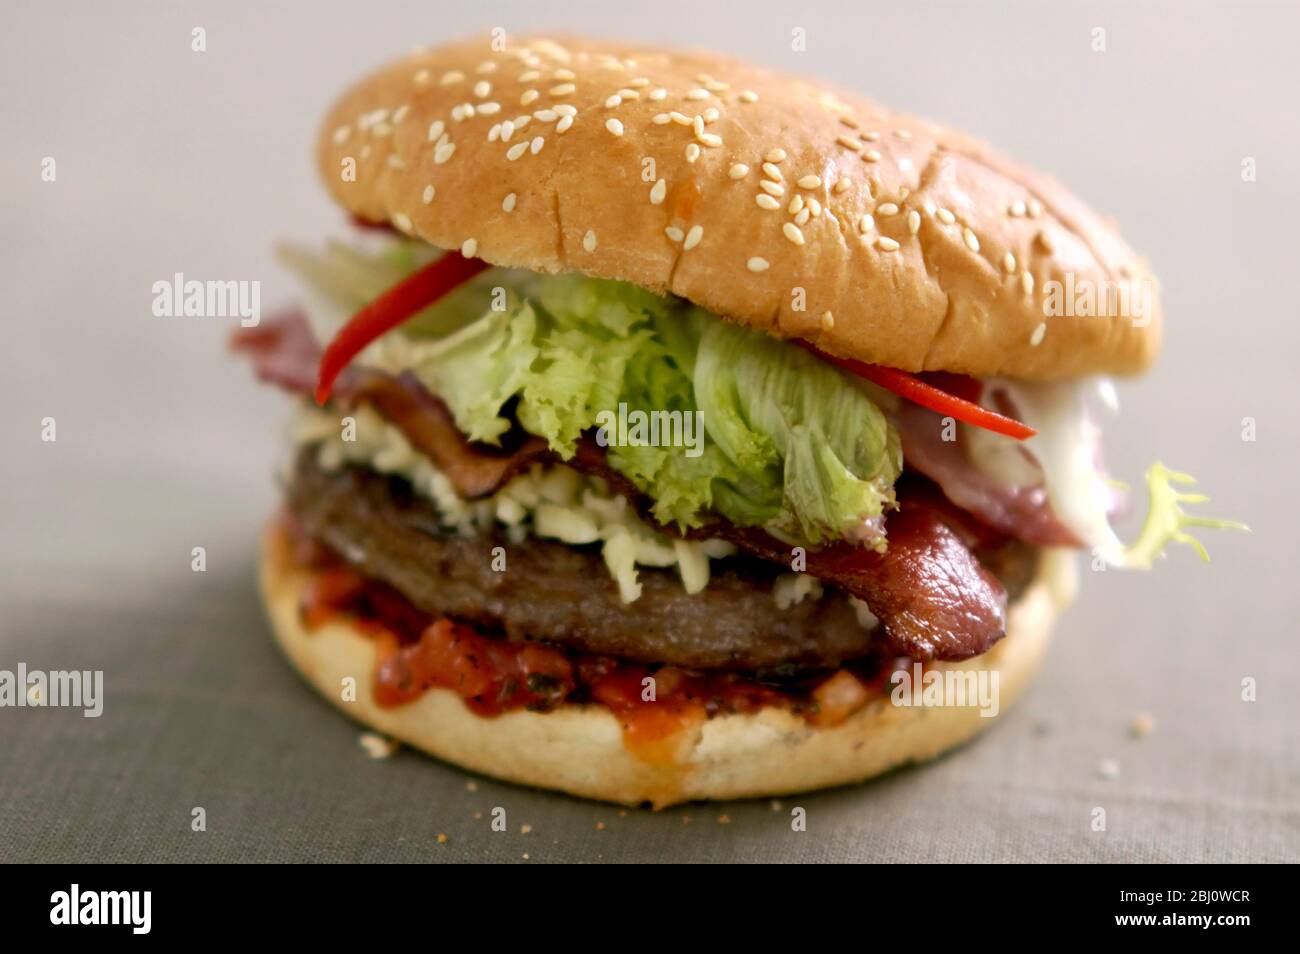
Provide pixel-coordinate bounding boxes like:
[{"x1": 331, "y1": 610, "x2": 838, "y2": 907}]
[{"x1": 260, "y1": 525, "x2": 1077, "y2": 808}]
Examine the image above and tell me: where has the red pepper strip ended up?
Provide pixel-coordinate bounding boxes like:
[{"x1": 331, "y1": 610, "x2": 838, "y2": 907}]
[
  {"x1": 315, "y1": 252, "x2": 490, "y2": 405},
  {"x1": 799, "y1": 343, "x2": 1037, "y2": 440}
]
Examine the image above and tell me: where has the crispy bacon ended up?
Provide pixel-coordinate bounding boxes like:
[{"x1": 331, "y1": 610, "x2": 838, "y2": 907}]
[
  {"x1": 893, "y1": 402, "x2": 1081, "y2": 547},
  {"x1": 236, "y1": 310, "x2": 1008, "y2": 659},
  {"x1": 231, "y1": 311, "x2": 546, "y2": 497}
]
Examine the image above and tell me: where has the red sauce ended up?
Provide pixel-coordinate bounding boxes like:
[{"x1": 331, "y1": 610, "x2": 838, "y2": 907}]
[{"x1": 284, "y1": 521, "x2": 891, "y2": 759}]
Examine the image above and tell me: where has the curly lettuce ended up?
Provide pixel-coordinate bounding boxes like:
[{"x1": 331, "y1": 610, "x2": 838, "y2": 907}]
[{"x1": 281, "y1": 240, "x2": 902, "y2": 547}]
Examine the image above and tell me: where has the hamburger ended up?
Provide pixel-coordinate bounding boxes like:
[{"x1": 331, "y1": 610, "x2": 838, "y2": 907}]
[{"x1": 233, "y1": 34, "x2": 1243, "y2": 807}]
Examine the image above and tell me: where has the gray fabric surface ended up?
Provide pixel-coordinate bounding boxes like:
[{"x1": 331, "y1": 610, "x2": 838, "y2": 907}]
[{"x1": 2, "y1": 0, "x2": 1297, "y2": 863}]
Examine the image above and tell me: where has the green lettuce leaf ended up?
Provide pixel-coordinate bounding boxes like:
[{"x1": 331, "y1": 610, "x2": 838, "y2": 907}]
[{"x1": 284, "y1": 242, "x2": 903, "y2": 547}]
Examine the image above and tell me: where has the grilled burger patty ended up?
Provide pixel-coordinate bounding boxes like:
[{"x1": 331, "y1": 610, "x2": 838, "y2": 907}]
[{"x1": 287, "y1": 452, "x2": 1038, "y2": 672}]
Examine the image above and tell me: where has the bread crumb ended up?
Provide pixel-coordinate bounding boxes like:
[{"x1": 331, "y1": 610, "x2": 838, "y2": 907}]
[
  {"x1": 520, "y1": 824, "x2": 532, "y2": 834},
  {"x1": 595, "y1": 821, "x2": 606, "y2": 831},
  {"x1": 358, "y1": 732, "x2": 399, "y2": 759},
  {"x1": 436, "y1": 833, "x2": 448, "y2": 844},
  {"x1": 466, "y1": 781, "x2": 478, "y2": 792},
  {"x1": 717, "y1": 814, "x2": 731, "y2": 824},
  {"x1": 1129, "y1": 712, "x2": 1155, "y2": 738},
  {"x1": 1097, "y1": 759, "x2": 1120, "y2": 780}
]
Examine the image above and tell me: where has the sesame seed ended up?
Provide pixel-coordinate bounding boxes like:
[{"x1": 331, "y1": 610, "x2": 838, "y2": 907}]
[
  {"x1": 477, "y1": 102, "x2": 501, "y2": 115},
  {"x1": 606, "y1": 118, "x2": 624, "y2": 136},
  {"x1": 765, "y1": 148, "x2": 787, "y2": 163},
  {"x1": 441, "y1": 71, "x2": 464, "y2": 85},
  {"x1": 699, "y1": 132, "x2": 722, "y2": 148},
  {"x1": 413, "y1": 70, "x2": 431, "y2": 87},
  {"x1": 434, "y1": 142, "x2": 456, "y2": 164},
  {"x1": 755, "y1": 194, "x2": 780, "y2": 210},
  {"x1": 963, "y1": 228, "x2": 980, "y2": 252},
  {"x1": 393, "y1": 212, "x2": 412, "y2": 233},
  {"x1": 500, "y1": 120, "x2": 515, "y2": 142},
  {"x1": 649, "y1": 88, "x2": 667, "y2": 101},
  {"x1": 665, "y1": 226, "x2": 685, "y2": 242},
  {"x1": 652, "y1": 113, "x2": 671, "y2": 125},
  {"x1": 683, "y1": 225, "x2": 703, "y2": 250},
  {"x1": 762, "y1": 162, "x2": 783, "y2": 182},
  {"x1": 860, "y1": 130, "x2": 881, "y2": 142},
  {"x1": 729, "y1": 163, "x2": 749, "y2": 179},
  {"x1": 502, "y1": 192, "x2": 517, "y2": 212},
  {"x1": 530, "y1": 136, "x2": 544, "y2": 155},
  {"x1": 783, "y1": 222, "x2": 806, "y2": 246},
  {"x1": 833, "y1": 178, "x2": 852, "y2": 194},
  {"x1": 759, "y1": 179, "x2": 785, "y2": 197},
  {"x1": 1036, "y1": 231, "x2": 1054, "y2": 253},
  {"x1": 649, "y1": 179, "x2": 666, "y2": 204},
  {"x1": 693, "y1": 115, "x2": 706, "y2": 137},
  {"x1": 1003, "y1": 252, "x2": 1016, "y2": 273},
  {"x1": 702, "y1": 107, "x2": 720, "y2": 123},
  {"x1": 685, "y1": 143, "x2": 701, "y2": 162},
  {"x1": 628, "y1": 77, "x2": 650, "y2": 88},
  {"x1": 392, "y1": 104, "x2": 409, "y2": 124},
  {"x1": 807, "y1": 197, "x2": 822, "y2": 217},
  {"x1": 740, "y1": 90, "x2": 758, "y2": 103},
  {"x1": 553, "y1": 104, "x2": 577, "y2": 117},
  {"x1": 747, "y1": 257, "x2": 770, "y2": 272},
  {"x1": 422, "y1": 184, "x2": 435, "y2": 204},
  {"x1": 618, "y1": 88, "x2": 640, "y2": 100},
  {"x1": 1030, "y1": 322, "x2": 1046, "y2": 346},
  {"x1": 797, "y1": 175, "x2": 822, "y2": 190},
  {"x1": 788, "y1": 195, "x2": 805, "y2": 214},
  {"x1": 820, "y1": 311, "x2": 834, "y2": 330},
  {"x1": 427, "y1": 120, "x2": 445, "y2": 141},
  {"x1": 477, "y1": 61, "x2": 497, "y2": 74},
  {"x1": 670, "y1": 111, "x2": 692, "y2": 126},
  {"x1": 556, "y1": 115, "x2": 573, "y2": 133},
  {"x1": 519, "y1": 70, "x2": 540, "y2": 82},
  {"x1": 936, "y1": 208, "x2": 956, "y2": 225},
  {"x1": 534, "y1": 108, "x2": 558, "y2": 122},
  {"x1": 1022, "y1": 271, "x2": 1035, "y2": 294},
  {"x1": 521, "y1": 89, "x2": 539, "y2": 105},
  {"x1": 795, "y1": 207, "x2": 811, "y2": 226},
  {"x1": 877, "y1": 202, "x2": 899, "y2": 216},
  {"x1": 836, "y1": 135, "x2": 862, "y2": 151},
  {"x1": 583, "y1": 230, "x2": 597, "y2": 253},
  {"x1": 372, "y1": 122, "x2": 394, "y2": 137},
  {"x1": 876, "y1": 236, "x2": 900, "y2": 252},
  {"x1": 332, "y1": 126, "x2": 350, "y2": 144},
  {"x1": 554, "y1": 68, "x2": 575, "y2": 81},
  {"x1": 506, "y1": 142, "x2": 527, "y2": 161},
  {"x1": 686, "y1": 88, "x2": 709, "y2": 100},
  {"x1": 895, "y1": 129, "x2": 913, "y2": 140},
  {"x1": 863, "y1": 150, "x2": 882, "y2": 163},
  {"x1": 461, "y1": 238, "x2": 477, "y2": 257},
  {"x1": 1027, "y1": 199, "x2": 1043, "y2": 217},
  {"x1": 474, "y1": 80, "x2": 491, "y2": 98},
  {"x1": 1009, "y1": 200, "x2": 1026, "y2": 217},
  {"x1": 604, "y1": 94, "x2": 621, "y2": 108},
  {"x1": 858, "y1": 213, "x2": 874, "y2": 234},
  {"x1": 549, "y1": 83, "x2": 576, "y2": 96},
  {"x1": 840, "y1": 116, "x2": 860, "y2": 129},
  {"x1": 359, "y1": 144, "x2": 371, "y2": 159}
]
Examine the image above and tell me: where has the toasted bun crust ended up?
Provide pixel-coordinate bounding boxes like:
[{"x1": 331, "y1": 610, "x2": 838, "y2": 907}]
[
  {"x1": 260, "y1": 525, "x2": 1077, "y2": 807},
  {"x1": 317, "y1": 34, "x2": 1159, "y2": 380}
]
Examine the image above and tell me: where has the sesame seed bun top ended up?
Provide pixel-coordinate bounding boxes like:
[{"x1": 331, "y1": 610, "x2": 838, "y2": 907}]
[{"x1": 317, "y1": 34, "x2": 1161, "y2": 380}]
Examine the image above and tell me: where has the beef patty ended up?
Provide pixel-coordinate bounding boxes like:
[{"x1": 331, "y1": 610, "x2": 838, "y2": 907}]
[{"x1": 286, "y1": 452, "x2": 1038, "y2": 672}]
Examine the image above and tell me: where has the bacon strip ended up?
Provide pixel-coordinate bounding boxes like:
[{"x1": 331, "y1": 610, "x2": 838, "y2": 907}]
[
  {"x1": 893, "y1": 402, "x2": 1081, "y2": 547},
  {"x1": 231, "y1": 311, "x2": 546, "y2": 497},
  {"x1": 235, "y1": 311, "x2": 1008, "y2": 659}
]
